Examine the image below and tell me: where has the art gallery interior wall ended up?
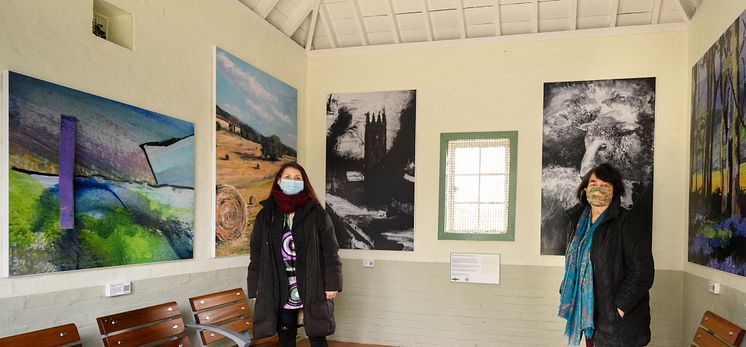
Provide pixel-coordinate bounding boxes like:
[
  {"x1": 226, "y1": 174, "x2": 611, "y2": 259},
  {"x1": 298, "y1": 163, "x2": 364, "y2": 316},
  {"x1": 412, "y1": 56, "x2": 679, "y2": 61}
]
[
  {"x1": 303, "y1": 1, "x2": 746, "y2": 346},
  {"x1": 682, "y1": 0, "x2": 746, "y2": 344},
  {"x1": 0, "y1": 0, "x2": 745, "y2": 347},
  {"x1": 307, "y1": 25, "x2": 690, "y2": 347},
  {"x1": 0, "y1": 0, "x2": 306, "y2": 345}
]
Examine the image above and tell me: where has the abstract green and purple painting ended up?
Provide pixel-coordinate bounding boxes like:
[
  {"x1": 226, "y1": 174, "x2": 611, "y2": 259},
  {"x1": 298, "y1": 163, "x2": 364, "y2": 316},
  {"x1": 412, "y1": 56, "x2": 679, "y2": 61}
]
[
  {"x1": 688, "y1": 9, "x2": 746, "y2": 277},
  {"x1": 1, "y1": 71, "x2": 195, "y2": 276}
]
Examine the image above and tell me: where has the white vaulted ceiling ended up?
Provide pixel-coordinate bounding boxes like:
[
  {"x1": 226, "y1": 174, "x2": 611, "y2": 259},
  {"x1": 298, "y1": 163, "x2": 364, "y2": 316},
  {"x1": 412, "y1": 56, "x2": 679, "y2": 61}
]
[{"x1": 238, "y1": 0, "x2": 702, "y2": 53}]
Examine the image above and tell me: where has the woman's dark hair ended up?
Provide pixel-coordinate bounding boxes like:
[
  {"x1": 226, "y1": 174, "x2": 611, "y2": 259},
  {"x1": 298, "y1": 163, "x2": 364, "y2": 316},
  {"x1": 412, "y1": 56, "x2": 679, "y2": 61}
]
[
  {"x1": 272, "y1": 162, "x2": 319, "y2": 202},
  {"x1": 576, "y1": 163, "x2": 625, "y2": 205}
]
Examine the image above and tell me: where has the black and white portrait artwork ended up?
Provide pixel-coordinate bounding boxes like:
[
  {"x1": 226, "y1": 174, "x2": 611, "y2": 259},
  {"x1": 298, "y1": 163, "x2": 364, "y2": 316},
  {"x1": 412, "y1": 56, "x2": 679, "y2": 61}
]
[
  {"x1": 541, "y1": 78, "x2": 655, "y2": 255},
  {"x1": 326, "y1": 90, "x2": 416, "y2": 251}
]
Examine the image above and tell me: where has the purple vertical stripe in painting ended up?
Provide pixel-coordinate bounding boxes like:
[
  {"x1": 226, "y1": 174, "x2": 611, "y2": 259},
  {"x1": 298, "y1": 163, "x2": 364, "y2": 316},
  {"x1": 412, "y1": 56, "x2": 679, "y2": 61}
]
[{"x1": 59, "y1": 115, "x2": 77, "y2": 229}]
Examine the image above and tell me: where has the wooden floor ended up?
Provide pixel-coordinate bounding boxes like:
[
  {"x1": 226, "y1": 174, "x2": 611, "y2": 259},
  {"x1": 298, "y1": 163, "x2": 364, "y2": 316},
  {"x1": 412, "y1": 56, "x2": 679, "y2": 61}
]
[{"x1": 296, "y1": 340, "x2": 391, "y2": 347}]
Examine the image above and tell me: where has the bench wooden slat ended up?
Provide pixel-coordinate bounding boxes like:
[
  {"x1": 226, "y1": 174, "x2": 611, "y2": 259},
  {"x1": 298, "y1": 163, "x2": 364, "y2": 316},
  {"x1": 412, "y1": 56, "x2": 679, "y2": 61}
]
[
  {"x1": 97, "y1": 302, "x2": 181, "y2": 334},
  {"x1": 190, "y1": 288, "x2": 246, "y2": 311},
  {"x1": 153, "y1": 336, "x2": 191, "y2": 347},
  {"x1": 0, "y1": 323, "x2": 80, "y2": 347},
  {"x1": 103, "y1": 318, "x2": 186, "y2": 347},
  {"x1": 693, "y1": 327, "x2": 729, "y2": 347},
  {"x1": 701, "y1": 311, "x2": 746, "y2": 346},
  {"x1": 199, "y1": 317, "x2": 252, "y2": 344},
  {"x1": 194, "y1": 301, "x2": 250, "y2": 324}
]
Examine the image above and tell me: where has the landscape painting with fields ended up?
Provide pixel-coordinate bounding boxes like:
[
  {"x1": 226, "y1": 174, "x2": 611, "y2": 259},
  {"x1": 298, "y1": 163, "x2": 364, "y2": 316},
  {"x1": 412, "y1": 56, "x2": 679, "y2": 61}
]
[
  {"x1": 3, "y1": 71, "x2": 195, "y2": 276},
  {"x1": 214, "y1": 47, "x2": 297, "y2": 256},
  {"x1": 689, "y1": 10, "x2": 746, "y2": 277}
]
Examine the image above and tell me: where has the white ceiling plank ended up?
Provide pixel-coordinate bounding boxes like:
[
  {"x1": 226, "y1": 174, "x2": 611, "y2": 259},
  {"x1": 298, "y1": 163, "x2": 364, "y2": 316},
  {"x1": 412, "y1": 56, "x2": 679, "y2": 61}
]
[
  {"x1": 674, "y1": 0, "x2": 693, "y2": 23},
  {"x1": 255, "y1": 0, "x2": 281, "y2": 18},
  {"x1": 385, "y1": 0, "x2": 402, "y2": 43},
  {"x1": 494, "y1": 0, "x2": 502, "y2": 35},
  {"x1": 651, "y1": 0, "x2": 662, "y2": 24},
  {"x1": 281, "y1": 0, "x2": 315, "y2": 35},
  {"x1": 609, "y1": 0, "x2": 619, "y2": 27},
  {"x1": 351, "y1": 0, "x2": 370, "y2": 45},
  {"x1": 422, "y1": 0, "x2": 435, "y2": 41},
  {"x1": 306, "y1": 0, "x2": 322, "y2": 51},
  {"x1": 320, "y1": 2, "x2": 338, "y2": 48},
  {"x1": 570, "y1": 0, "x2": 578, "y2": 30},
  {"x1": 309, "y1": 22, "x2": 687, "y2": 56},
  {"x1": 456, "y1": 0, "x2": 467, "y2": 39},
  {"x1": 533, "y1": 0, "x2": 539, "y2": 33}
]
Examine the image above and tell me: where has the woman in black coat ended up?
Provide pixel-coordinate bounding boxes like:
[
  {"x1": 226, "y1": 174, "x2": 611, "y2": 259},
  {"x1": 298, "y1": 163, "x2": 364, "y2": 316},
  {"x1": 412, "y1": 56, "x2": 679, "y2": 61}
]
[
  {"x1": 247, "y1": 162, "x2": 342, "y2": 347},
  {"x1": 558, "y1": 163, "x2": 654, "y2": 347}
]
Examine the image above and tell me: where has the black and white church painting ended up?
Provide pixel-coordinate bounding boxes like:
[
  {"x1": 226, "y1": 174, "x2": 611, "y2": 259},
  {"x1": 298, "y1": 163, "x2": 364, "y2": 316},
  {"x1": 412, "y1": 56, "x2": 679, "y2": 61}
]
[
  {"x1": 326, "y1": 90, "x2": 416, "y2": 251},
  {"x1": 541, "y1": 78, "x2": 655, "y2": 255}
]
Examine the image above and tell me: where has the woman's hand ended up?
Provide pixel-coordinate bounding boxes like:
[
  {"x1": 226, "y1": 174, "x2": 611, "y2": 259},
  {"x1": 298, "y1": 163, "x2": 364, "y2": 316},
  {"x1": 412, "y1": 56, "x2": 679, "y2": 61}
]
[
  {"x1": 325, "y1": 291, "x2": 338, "y2": 300},
  {"x1": 617, "y1": 308, "x2": 625, "y2": 318}
]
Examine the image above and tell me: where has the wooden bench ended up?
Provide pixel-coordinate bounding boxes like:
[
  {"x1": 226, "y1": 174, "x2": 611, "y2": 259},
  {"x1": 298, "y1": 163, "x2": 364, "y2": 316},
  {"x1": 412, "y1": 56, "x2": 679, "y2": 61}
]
[
  {"x1": 691, "y1": 311, "x2": 745, "y2": 347},
  {"x1": 0, "y1": 323, "x2": 81, "y2": 347},
  {"x1": 96, "y1": 301, "x2": 190, "y2": 347},
  {"x1": 188, "y1": 288, "x2": 279, "y2": 346}
]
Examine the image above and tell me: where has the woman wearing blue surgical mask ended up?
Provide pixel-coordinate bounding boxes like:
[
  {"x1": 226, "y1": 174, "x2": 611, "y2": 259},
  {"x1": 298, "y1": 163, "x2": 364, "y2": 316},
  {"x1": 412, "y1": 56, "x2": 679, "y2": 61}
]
[
  {"x1": 558, "y1": 163, "x2": 654, "y2": 347},
  {"x1": 247, "y1": 162, "x2": 342, "y2": 347}
]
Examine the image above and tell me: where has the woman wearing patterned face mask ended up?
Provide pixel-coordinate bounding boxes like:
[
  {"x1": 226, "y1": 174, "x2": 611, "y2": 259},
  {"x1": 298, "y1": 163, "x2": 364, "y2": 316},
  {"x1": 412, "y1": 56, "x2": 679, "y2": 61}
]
[
  {"x1": 247, "y1": 162, "x2": 342, "y2": 347},
  {"x1": 558, "y1": 163, "x2": 654, "y2": 347}
]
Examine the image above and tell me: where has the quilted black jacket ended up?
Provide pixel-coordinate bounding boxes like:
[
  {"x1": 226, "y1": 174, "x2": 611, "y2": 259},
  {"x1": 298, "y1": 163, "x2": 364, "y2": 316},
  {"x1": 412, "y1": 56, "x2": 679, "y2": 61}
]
[
  {"x1": 564, "y1": 197, "x2": 655, "y2": 346},
  {"x1": 247, "y1": 198, "x2": 343, "y2": 339}
]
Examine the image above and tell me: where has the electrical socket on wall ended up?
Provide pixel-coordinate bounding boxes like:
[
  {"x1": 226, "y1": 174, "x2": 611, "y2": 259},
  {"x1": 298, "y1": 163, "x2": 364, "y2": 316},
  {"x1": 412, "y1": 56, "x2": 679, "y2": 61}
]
[
  {"x1": 707, "y1": 280, "x2": 720, "y2": 295},
  {"x1": 362, "y1": 259, "x2": 374, "y2": 267},
  {"x1": 105, "y1": 282, "x2": 132, "y2": 297}
]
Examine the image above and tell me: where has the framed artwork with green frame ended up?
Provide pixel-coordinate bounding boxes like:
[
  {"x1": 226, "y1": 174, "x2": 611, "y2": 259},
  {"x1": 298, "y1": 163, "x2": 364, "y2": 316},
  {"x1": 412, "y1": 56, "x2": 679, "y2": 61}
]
[{"x1": 438, "y1": 131, "x2": 518, "y2": 241}]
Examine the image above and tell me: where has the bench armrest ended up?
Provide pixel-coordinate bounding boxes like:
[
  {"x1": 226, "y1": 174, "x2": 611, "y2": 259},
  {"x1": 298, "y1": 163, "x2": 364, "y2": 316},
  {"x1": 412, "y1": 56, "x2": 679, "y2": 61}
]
[{"x1": 185, "y1": 323, "x2": 252, "y2": 347}]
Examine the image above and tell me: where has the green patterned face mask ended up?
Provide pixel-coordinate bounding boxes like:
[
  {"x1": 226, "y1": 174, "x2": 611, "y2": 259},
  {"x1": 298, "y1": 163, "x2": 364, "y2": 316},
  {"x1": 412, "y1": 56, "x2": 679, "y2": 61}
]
[{"x1": 586, "y1": 185, "x2": 613, "y2": 207}]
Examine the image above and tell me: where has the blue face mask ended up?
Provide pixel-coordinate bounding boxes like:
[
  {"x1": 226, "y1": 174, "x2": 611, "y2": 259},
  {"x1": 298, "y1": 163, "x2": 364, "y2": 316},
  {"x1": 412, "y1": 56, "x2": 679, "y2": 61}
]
[{"x1": 279, "y1": 179, "x2": 304, "y2": 195}]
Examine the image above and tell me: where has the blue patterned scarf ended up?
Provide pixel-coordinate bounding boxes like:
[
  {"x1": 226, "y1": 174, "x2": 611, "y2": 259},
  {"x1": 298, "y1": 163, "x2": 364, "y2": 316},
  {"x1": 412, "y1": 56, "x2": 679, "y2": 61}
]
[{"x1": 558, "y1": 207, "x2": 606, "y2": 345}]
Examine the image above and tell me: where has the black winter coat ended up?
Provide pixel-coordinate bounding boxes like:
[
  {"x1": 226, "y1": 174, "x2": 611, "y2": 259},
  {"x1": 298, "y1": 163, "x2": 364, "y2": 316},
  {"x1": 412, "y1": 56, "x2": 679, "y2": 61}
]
[
  {"x1": 563, "y1": 198, "x2": 655, "y2": 347},
  {"x1": 247, "y1": 198, "x2": 343, "y2": 339}
]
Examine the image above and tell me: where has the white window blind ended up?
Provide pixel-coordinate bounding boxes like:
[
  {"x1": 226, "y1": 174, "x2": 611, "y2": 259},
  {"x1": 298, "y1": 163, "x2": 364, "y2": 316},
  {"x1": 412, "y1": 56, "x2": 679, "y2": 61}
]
[{"x1": 445, "y1": 138, "x2": 511, "y2": 235}]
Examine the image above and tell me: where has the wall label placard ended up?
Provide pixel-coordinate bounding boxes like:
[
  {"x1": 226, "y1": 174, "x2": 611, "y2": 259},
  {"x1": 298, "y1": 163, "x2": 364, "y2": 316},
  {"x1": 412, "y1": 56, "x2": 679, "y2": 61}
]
[{"x1": 450, "y1": 252, "x2": 500, "y2": 284}]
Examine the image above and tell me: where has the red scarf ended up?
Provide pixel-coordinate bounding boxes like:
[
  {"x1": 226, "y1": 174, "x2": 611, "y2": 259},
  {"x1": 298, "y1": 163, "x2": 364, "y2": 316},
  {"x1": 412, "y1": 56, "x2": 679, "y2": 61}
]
[{"x1": 271, "y1": 185, "x2": 311, "y2": 213}]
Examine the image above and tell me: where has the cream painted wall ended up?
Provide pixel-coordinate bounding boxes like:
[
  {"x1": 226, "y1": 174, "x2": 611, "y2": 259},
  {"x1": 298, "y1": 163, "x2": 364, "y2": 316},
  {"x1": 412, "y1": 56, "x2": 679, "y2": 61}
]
[
  {"x1": 685, "y1": 0, "x2": 746, "y2": 294},
  {"x1": 307, "y1": 31, "x2": 689, "y2": 270},
  {"x1": 0, "y1": 0, "x2": 306, "y2": 297}
]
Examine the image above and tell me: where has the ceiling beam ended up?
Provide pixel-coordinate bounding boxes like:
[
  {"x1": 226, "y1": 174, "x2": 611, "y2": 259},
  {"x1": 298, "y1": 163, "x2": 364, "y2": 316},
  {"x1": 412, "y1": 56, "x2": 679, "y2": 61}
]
[
  {"x1": 320, "y1": 2, "x2": 338, "y2": 48},
  {"x1": 281, "y1": 0, "x2": 315, "y2": 35},
  {"x1": 675, "y1": 0, "x2": 694, "y2": 24},
  {"x1": 494, "y1": 0, "x2": 502, "y2": 36},
  {"x1": 651, "y1": 0, "x2": 661, "y2": 24},
  {"x1": 533, "y1": 0, "x2": 539, "y2": 33},
  {"x1": 422, "y1": 0, "x2": 434, "y2": 41},
  {"x1": 609, "y1": 0, "x2": 619, "y2": 27},
  {"x1": 569, "y1": 0, "x2": 578, "y2": 30},
  {"x1": 456, "y1": 0, "x2": 467, "y2": 39},
  {"x1": 385, "y1": 0, "x2": 402, "y2": 43},
  {"x1": 255, "y1": 0, "x2": 280, "y2": 18},
  {"x1": 351, "y1": 0, "x2": 369, "y2": 45},
  {"x1": 306, "y1": 0, "x2": 322, "y2": 52}
]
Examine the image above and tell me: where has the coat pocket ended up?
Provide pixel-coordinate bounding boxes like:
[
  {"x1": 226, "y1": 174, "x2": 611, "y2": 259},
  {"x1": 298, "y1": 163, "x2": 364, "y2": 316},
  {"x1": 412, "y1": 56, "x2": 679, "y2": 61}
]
[{"x1": 606, "y1": 308, "x2": 621, "y2": 324}]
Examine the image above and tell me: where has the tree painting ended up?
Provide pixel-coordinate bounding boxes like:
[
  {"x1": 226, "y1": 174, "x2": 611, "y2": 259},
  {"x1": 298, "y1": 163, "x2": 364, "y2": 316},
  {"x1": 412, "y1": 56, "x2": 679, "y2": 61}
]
[{"x1": 689, "y1": 10, "x2": 746, "y2": 277}]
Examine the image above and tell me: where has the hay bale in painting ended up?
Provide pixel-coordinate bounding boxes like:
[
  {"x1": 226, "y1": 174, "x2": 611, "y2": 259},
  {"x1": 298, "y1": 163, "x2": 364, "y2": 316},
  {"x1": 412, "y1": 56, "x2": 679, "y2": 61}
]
[{"x1": 216, "y1": 184, "x2": 247, "y2": 242}]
